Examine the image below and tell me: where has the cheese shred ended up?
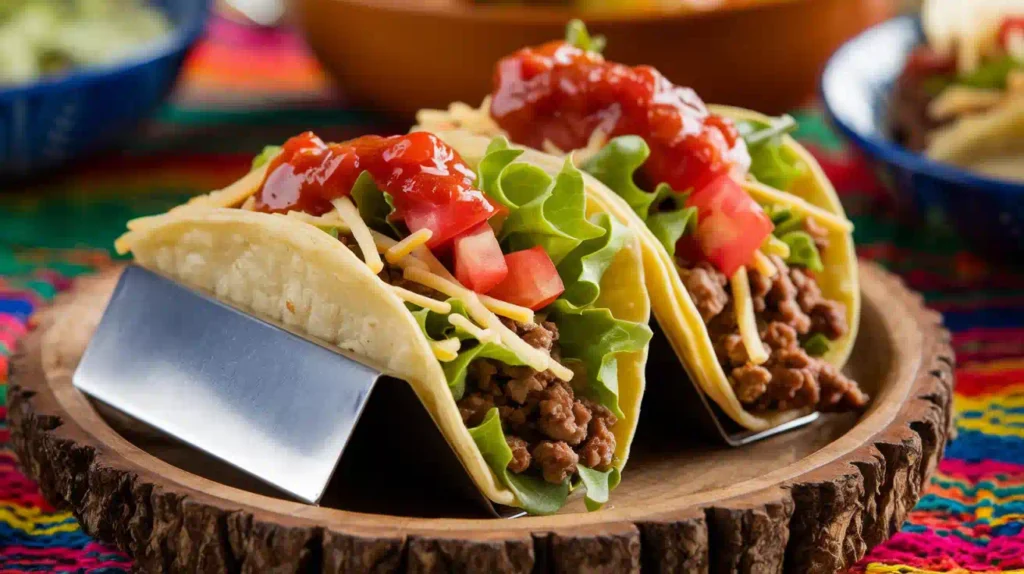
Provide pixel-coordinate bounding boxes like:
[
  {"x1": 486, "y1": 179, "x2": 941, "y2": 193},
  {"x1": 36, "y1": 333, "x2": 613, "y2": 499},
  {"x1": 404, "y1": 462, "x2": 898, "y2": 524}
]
[
  {"x1": 478, "y1": 294, "x2": 535, "y2": 325},
  {"x1": 751, "y1": 251, "x2": 778, "y2": 279},
  {"x1": 402, "y1": 266, "x2": 570, "y2": 379},
  {"x1": 742, "y1": 180, "x2": 854, "y2": 234},
  {"x1": 731, "y1": 266, "x2": 770, "y2": 365},
  {"x1": 331, "y1": 197, "x2": 384, "y2": 274},
  {"x1": 763, "y1": 235, "x2": 791, "y2": 258},
  {"x1": 430, "y1": 339, "x2": 461, "y2": 362},
  {"x1": 449, "y1": 314, "x2": 499, "y2": 344},
  {"x1": 391, "y1": 286, "x2": 452, "y2": 314},
  {"x1": 386, "y1": 229, "x2": 433, "y2": 264}
]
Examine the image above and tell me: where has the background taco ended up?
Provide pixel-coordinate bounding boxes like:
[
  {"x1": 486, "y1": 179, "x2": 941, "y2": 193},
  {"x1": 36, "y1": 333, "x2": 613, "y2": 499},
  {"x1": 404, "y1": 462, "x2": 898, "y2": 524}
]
[
  {"x1": 413, "y1": 20, "x2": 864, "y2": 430},
  {"x1": 116, "y1": 130, "x2": 652, "y2": 514}
]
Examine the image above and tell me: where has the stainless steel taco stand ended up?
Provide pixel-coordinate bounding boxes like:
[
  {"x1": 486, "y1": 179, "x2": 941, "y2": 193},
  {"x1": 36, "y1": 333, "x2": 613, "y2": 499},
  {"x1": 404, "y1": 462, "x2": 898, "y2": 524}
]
[
  {"x1": 71, "y1": 265, "x2": 514, "y2": 518},
  {"x1": 9, "y1": 262, "x2": 954, "y2": 572},
  {"x1": 644, "y1": 323, "x2": 820, "y2": 447}
]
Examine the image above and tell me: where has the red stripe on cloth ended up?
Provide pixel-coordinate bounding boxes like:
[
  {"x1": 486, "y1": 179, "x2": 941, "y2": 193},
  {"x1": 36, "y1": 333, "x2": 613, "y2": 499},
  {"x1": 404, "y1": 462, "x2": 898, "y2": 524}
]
[{"x1": 955, "y1": 365, "x2": 1024, "y2": 397}]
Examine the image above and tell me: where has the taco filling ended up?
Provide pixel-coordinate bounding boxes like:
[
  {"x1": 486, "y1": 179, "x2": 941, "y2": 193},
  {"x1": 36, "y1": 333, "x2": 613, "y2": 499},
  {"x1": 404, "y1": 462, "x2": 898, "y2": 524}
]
[
  {"x1": 123, "y1": 129, "x2": 650, "y2": 514},
  {"x1": 418, "y1": 22, "x2": 867, "y2": 417}
]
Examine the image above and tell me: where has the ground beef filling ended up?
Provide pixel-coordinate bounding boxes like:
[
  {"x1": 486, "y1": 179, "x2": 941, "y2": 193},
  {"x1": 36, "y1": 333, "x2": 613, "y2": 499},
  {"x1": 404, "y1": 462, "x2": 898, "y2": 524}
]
[
  {"x1": 678, "y1": 225, "x2": 868, "y2": 413},
  {"x1": 457, "y1": 319, "x2": 618, "y2": 484},
  {"x1": 352, "y1": 232, "x2": 616, "y2": 484}
]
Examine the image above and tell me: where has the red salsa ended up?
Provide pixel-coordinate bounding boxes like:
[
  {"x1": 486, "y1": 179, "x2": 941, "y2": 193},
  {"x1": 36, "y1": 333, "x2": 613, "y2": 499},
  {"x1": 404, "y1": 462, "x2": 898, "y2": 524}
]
[
  {"x1": 254, "y1": 131, "x2": 496, "y2": 249},
  {"x1": 489, "y1": 41, "x2": 748, "y2": 194},
  {"x1": 490, "y1": 40, "x2": 773, "y2": 277}
]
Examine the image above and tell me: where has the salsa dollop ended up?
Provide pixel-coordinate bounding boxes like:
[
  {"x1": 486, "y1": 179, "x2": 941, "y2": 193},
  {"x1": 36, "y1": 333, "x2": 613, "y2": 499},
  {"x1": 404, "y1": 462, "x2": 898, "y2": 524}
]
[{"x1": 255, "y1": 131, "x2": 496, "y2": 249}]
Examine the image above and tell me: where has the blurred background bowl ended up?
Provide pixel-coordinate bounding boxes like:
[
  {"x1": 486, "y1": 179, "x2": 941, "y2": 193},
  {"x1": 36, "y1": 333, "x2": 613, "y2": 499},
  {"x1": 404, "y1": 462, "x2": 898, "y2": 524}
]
[
  {"x1": 0, "y1": 0, "x2": 210, "y2": 178},
  {"x1": 290, "y1": 0, "x2": 893, "y2": 118},
  {"x1": 822, "y1": 15, "x2": 1024, "y2": 260}
]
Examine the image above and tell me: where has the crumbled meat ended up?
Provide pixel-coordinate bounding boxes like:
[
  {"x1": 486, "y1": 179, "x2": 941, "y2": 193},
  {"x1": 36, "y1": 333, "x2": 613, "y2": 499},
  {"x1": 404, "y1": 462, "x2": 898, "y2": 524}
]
[
  {"x1": 818, "y1": 363, "x2": 869, "y2": 410},
  {"x1": 504, "y1": 365, "x2": 551, "y2": 404},
  {"x1": 775, "y1": 299, "x2": 812, "y2": 335},
  {"x1": 579, "y1": 415, "x2": 616, "y2": 470},
  {"x1": 732, "y1": 364, "x2": 771, "y2": 404},
  {"x1": 679, "y1": 252, "x2": 868, "y2": 414},
  {"x1": 532, "y1": 441, "x2": 579, "y2": 484},
  {"x1": 680, "y1": 262, "x2": 729, "y2": 321},
  {"x1": 748, "y1": 269, "x2": 773, "y2": 313},
  {"x1": 765, "y1": 348, "x2": 820, "y2": 410},
  {"x1": 810, "y1": 300, "x2": 848, "y2": 341},
  {"x1": 538, "y1": 383, "x2": 591, "y2": 446},
  {"x1": 790, "y1": 268, "x2": 822, "y2": 314},
  {"x1": 460, "y1": 319, "x2": 618, "y2": 485},
  {"x1": 520, "y1": 320, "x2": 559, "y2": 352},
  {"x1": 468, "y1": 361, "x2": 501, "y2": 397},
  {"x1": 717, "y1": 333, "x2": 749, "y2": 365},
  {"x1": 507, "y1": 436, "x2": 532, "y2": 473},
  {"x1": 458, "y1": 393, "x2": 494, "y2": 427},
  {"x1": 762, "y1": 322, "x2": 798, "y2": 351}
]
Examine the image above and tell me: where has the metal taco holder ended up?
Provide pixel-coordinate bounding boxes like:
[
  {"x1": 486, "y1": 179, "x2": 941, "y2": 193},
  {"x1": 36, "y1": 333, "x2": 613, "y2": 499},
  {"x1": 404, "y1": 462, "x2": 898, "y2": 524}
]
[
  {"x1": 644, "y1": 323, "x2": 819, "y2": 447},
  {"x1": 73, "y1": 265, "x2": 526, "y2": 519}
]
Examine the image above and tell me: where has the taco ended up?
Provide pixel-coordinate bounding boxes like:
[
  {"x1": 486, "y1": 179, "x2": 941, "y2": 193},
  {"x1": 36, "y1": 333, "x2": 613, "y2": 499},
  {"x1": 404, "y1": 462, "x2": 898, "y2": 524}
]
[
  {"x1": 417, "y1": 22, "x2": 865, "y2": 431},
  {"x1": 115, "y1": 130, "x2": 652, "y2": 515}
]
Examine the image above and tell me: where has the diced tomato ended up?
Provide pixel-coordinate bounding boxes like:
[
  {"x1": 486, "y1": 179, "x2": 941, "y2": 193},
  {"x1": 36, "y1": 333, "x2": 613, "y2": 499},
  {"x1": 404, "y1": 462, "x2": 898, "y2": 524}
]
[
  {"x1": 685, "y1": 175, "x2": 774, "y2": 278},
  {"x1": 999, "y1": 17, "x2": 1024, "y2": 50},
  {"x1": 454, "y1": 223, "x2": 508, "y2": 293},
  {"x1": 487, "y1": 246, "x2": 565, "y2": 310},
  {"x1": 404, "y1": 199, "x2": 496, "y2": 250}
]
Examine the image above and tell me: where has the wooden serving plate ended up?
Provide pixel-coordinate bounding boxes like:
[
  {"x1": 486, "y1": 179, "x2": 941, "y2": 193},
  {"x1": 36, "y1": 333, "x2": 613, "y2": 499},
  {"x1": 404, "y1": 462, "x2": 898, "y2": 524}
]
[{"x1": 8, "y1": 262, "x2": 953, "y2": 573}]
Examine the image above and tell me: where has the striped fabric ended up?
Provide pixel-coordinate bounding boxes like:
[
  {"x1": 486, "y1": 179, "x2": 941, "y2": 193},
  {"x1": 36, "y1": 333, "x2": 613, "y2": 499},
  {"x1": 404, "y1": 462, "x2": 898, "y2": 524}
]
[{"x1": 1, "y1": 15, "x2": 1023, "y2": 573}]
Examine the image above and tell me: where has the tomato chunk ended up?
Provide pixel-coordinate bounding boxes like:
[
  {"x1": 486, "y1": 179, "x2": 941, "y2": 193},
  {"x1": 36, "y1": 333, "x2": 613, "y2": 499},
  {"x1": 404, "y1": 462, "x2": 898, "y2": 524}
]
[
  {"x1": 685, "y1": 175, "x2": 774, "y2": 278},
  {"x1": 404, "y1": 200, "x2": 496, "y2": 250},
  {"x1": 999, "y1": 17, "x2": 1024, "y2": 50},
  {"x1": 255, "y1": 131, "x2": 496, "y2": 250},
  {"x1": 487, "y1": 246, "x2": 565, "y2": 310},
  {"x1": 454, "y1": 223, "x2": 508, "y2": 293}
]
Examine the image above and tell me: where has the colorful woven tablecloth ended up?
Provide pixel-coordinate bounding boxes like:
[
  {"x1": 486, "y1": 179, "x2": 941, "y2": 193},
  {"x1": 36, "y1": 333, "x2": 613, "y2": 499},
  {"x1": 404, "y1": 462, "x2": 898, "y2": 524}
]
[{"x1": 2, "y1": 15, "x2": 1023, "y2": 574}]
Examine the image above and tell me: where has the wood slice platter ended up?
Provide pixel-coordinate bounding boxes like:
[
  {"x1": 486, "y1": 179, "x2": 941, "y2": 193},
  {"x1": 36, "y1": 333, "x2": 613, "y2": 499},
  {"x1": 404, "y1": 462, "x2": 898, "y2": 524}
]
[{"x1": 7, "y1": 262, "x2": 954, "y2": 573}]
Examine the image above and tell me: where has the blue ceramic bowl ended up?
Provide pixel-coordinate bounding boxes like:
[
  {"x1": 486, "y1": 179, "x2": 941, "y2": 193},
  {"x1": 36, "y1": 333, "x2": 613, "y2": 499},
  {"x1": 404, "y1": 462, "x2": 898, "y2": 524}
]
[
  {"x1": 0, "y1": 0, "x2": 209, "y2": 178},
  {"x1": 822, "y1": 15, "x2": 1024, "y2": 257}
]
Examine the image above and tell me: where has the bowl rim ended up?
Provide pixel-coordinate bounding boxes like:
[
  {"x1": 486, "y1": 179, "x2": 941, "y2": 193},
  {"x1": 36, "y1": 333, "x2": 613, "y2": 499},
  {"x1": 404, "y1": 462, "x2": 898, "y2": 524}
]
[
  {"x1": 820, "y1": 14, "x2": 1024, "y2": 196},
  {"x1": 318, "y1": 0, "x2": 811, "y2": 25},
  {"x1": 0, "y1": 0, "x2": 210, "y2": 104}
]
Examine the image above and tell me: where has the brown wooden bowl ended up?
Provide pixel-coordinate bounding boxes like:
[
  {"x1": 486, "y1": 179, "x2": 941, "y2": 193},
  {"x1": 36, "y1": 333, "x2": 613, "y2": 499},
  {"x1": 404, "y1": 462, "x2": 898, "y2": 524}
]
[
  {"x1": 288, "y1": 0, "x2": 894, "y2": 118},
  {"x1": 8, "y1": 261, "x2": 953, "y2": 572}
]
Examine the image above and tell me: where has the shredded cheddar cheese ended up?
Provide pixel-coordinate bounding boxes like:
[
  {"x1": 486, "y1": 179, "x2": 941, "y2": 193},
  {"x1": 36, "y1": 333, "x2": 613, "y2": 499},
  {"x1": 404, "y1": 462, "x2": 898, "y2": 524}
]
[
  {"x1": 386, "y1": 229, "x2": 433, "y2": 264},
  {"x1": 478, "y1": 294, "x2": 535, "y2": 325},
  {"x1": 241, "y1": 196, "x2": 257, "y2": 211},
  {"x1": 763, "y1": 236, "x2": 791, "y2": 259},
  {"x1": 331, "y1": 197, "x2": 384, "y2": 274},
  {"x1": 751, "y1": 251, "x2": 778, "y2": 279},
  {"x1": 731, "y1": 266, "x2": 770, "y2": 365},
  {"x1": 283, "y1": 211, "x2": 347, "y2": 229},
  {"x1": 430, "y1": 338, "x2": 461, "y2": 362},
  {"x1": 742, "y1": 180, "x2": 854, "y2": 234},
  {"x1": 402, "y1": 266, "x2": 570, "y2": 379},
  {"x1": 391, "y1": 286, "x2": 452, "y2": 314},
  {"x1": 448, "y1": 314, "x2": 499, "y2": 344},
  {"x1": 182, "y1": 158, "x2": 275, "y2": 211}
]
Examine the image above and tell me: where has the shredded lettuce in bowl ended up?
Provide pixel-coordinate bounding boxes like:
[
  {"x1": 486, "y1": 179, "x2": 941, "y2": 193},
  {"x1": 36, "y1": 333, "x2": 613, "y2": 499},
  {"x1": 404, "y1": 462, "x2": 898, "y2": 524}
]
[{"x1": 0, "y1": 0, "x2": 171, "y2": 85}]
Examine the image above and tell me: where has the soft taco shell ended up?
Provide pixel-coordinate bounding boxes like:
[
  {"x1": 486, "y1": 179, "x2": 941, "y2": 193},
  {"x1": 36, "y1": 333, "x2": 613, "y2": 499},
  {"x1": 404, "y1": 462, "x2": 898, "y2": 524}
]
[
  {"x1": 116, "y1": 161, "x2": 650, "y2": 509},
  {"x1": 437, "y1": 127, "x2": 859, "y2": 431}
]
